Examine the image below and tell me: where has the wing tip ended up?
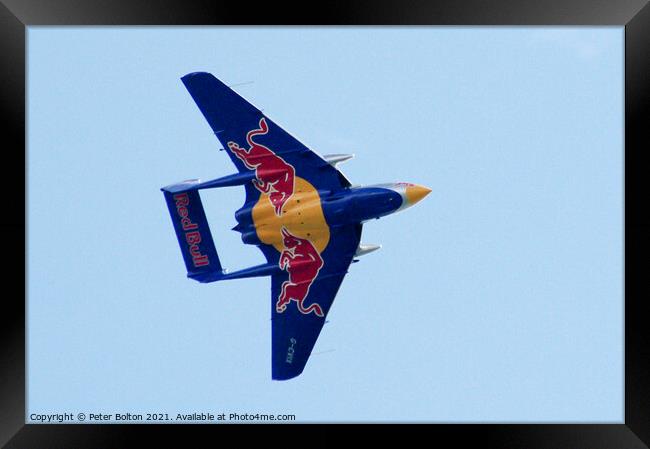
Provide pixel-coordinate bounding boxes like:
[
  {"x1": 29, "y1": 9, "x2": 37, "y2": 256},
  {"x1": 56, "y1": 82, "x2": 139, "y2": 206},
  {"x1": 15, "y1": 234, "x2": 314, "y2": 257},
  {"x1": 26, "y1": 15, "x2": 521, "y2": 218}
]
[
  {"x1": 272, "y1": 370, "x2": 304, "y2": 381},
  {"x1": 181, "y1": 72, "x2": 228, "y2": 89},
  {"x1": 272, "y1": 363, "x2": 306, "y2": 381},
  {"x1": 181, "y1": 71, "x2": 213, "y2": 81}
]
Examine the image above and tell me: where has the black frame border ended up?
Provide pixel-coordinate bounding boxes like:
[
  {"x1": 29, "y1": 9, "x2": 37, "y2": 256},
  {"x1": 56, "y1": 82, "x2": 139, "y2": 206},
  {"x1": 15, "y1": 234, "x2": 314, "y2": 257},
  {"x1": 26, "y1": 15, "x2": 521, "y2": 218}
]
[{"x1": 2, "y1": 0, "x2": 649, "y2": 447}]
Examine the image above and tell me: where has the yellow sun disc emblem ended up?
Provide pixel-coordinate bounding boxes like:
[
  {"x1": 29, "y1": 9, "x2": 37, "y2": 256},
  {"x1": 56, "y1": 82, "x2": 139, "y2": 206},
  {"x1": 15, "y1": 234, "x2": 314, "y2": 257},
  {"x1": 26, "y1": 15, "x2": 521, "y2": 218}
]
[{"x1": 252, "y1": 176, "x2": 330, "y2": 254}]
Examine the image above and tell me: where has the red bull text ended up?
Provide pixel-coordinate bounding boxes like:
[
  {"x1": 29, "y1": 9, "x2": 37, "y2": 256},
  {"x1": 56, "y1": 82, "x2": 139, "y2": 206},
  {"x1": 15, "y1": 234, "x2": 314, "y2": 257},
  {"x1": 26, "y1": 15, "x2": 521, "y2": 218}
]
[{"x1": 173, "y1": 193, "x2": 210, "y2": 268}]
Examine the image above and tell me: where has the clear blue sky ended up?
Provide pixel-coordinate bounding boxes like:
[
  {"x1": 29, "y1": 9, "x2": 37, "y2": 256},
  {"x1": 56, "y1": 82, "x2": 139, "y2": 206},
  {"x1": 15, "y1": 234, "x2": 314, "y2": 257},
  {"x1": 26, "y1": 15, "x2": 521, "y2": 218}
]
[{"x1": 27, "y1": 27, "x2": 623, "y2": 422}]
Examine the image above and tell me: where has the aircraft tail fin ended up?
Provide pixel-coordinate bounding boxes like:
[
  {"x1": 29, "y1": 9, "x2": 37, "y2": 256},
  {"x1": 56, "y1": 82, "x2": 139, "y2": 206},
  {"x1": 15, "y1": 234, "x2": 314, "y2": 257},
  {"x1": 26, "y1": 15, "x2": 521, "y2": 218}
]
[{"x1": 161, "y1": 183, "x2": 224, "y2": 282}]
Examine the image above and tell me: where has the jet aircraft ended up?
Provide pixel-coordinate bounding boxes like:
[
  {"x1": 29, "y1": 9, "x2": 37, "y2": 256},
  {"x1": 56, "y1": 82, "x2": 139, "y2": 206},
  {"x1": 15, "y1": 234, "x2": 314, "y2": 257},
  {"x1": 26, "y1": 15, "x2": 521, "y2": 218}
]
[{"x1": 162, "y1": 72, "x2": 430, "y2": 380}]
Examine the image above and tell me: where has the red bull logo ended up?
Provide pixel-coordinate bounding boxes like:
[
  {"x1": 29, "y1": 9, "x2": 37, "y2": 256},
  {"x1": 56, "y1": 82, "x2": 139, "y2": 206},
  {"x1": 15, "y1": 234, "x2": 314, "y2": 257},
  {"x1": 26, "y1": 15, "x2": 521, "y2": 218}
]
[
  {"x1": 173, "y1": 193, "x2": 210, "y2": 267},
  {"x1": 227, "y1": 118, "x2": 295, "y2": 216},
  {"x1": 276, "y1": 227, "x2": 324, "y2": 317}
]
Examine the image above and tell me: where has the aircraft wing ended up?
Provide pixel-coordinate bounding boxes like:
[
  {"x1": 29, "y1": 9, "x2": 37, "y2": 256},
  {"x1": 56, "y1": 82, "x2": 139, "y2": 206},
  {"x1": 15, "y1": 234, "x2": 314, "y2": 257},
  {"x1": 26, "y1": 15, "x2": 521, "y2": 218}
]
[
  {"x1": 181, "y1": 72, "x2": 361, "y2": 380},
  {"x1": 181, "y1": 72, "x2": 352, "y2": 205},
  {"x1": 271, "y1": 223, "x2": 361, "y2": 380}
]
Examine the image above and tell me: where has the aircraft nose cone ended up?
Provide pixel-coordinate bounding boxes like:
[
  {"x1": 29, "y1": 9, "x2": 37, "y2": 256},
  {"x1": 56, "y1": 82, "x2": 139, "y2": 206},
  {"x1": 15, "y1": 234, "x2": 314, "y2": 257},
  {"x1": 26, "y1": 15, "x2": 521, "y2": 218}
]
[{"x1": 405, "y1": 184, "x2": 431, "y2": 205}]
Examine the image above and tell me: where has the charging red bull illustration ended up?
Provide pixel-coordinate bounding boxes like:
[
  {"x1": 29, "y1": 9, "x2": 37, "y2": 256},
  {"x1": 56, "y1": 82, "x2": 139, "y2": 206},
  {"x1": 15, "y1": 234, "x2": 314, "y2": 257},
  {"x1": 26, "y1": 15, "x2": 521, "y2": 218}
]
[
  {"x1": 276, "y1": 227, "x2": 324, "y2": 317},
  {"x1": 165, "y1": 71, "x2": 431, "y2": 380},
  {"x1": 227, "y1": 118, "x2": 295, "y2": 216}
]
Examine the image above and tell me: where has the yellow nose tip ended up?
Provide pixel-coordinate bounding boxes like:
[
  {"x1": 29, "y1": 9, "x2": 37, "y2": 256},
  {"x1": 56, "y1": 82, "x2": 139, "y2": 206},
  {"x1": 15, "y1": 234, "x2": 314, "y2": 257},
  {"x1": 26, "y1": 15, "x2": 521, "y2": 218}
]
[{"x1": 405, "y1": 184, "x2": 432, "y2": 205}]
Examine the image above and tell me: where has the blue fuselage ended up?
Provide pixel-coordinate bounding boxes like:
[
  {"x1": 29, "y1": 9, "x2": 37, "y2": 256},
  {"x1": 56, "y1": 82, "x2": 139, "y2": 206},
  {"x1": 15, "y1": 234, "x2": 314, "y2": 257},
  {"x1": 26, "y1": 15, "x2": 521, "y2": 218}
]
[
  {"x1": 320, "y1": 186, "x2": 404, "y2": 225},
  {"x1": 234, "y1": 183, "x2": 429, "y2": 247}
]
